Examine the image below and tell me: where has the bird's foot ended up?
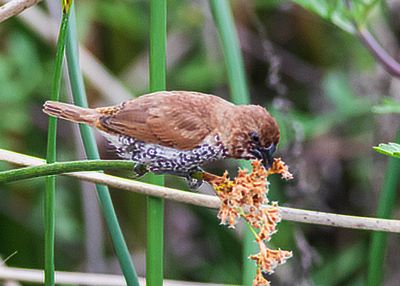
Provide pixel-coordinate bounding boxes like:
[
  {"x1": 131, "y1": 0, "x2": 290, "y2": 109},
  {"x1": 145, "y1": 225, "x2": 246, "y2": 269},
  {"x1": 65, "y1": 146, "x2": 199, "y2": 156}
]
[
  {"x1": 148, "y1": 166, "x2": 205, "y2": 190},
  {"x1": 185, "y1": 167, "x2": 205, "y2": 191},
  {"x1": 185, "y1": 176, "x2": 204, "y2": 191},
  {"x1": 133, "y1": 163, "x2": 148, "y2": 177}
]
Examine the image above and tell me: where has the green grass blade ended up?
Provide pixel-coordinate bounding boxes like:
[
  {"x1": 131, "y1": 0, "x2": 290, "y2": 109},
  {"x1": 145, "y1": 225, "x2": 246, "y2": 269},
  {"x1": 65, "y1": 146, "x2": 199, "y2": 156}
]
[
  {"x1": 65, "y1": 5, "x2": 139, "y2": 286},
  {"x1": 367, "y1": 132, "x2": 400, "y2": 286},
  {"x1": 209, "y1": 0, "x2": 249, "y2": 105},
  {"x1": 208, "y1": 0, "x2": 255, "y2": 284},
  {"x1": 373, "y1": 142, "x2": 400, "y2": 159},
  {"x1": 147, "y1": 0, "x2": 166, "y2": 285},
  {"x1": 146, "y1": 196, "x2": 164, "y2": 286},
  {"x1": 44, "y1": 6, "x2": 70, "y2": 286}
]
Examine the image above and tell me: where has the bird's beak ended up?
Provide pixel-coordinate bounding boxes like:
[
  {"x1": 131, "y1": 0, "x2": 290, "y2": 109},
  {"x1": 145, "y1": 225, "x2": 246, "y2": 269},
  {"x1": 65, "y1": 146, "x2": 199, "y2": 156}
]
[
  {"x1": 251, "y1": 143, "x2": 276, "y2": 169},
  {"x1": 262, "y1": 143, "x2": 276, "y2": 169}
]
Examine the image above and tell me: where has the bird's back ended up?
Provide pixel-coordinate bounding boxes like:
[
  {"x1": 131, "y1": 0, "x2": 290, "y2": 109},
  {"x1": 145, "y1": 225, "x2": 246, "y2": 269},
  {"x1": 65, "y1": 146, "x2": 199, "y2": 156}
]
[
  {"x1": 94, "y1": 91, "x2": 233, "y2": 150},
  {"x1": 44, "y1": 91, "x2": 234, "y2": 150}
]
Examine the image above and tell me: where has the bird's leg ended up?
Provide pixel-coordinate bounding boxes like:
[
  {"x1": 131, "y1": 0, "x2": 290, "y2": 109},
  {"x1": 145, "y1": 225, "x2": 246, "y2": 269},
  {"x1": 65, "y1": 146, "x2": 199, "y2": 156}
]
[
  {"x1": 185, "y1": 177, "x2": 204, "y2": 191},
  {"x1": 185, "y1": 167, "x2": 205, "y2": 191},
  {"x1": 149, "y1": 169, "x2": 187, "y2": 177},
  {"x1": 148, "y1": 166, "x2": 205, "y2": 190},
  {"x1": 133, "y1": 163, "x2": 149, "y2": 177}
]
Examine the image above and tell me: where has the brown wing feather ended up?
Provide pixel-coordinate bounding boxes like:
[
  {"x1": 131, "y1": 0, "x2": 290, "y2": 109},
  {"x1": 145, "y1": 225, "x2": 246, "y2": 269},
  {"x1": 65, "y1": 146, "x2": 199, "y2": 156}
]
[{"x1": 96, "y1": 91, "x2": 226, "y2": 150}]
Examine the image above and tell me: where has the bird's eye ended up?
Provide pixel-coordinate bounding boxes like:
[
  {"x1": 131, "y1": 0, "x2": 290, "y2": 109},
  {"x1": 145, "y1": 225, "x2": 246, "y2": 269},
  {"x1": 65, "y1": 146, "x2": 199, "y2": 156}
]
[{"x1": 250, "y1": 131, "x2": 260, "y2": 143}]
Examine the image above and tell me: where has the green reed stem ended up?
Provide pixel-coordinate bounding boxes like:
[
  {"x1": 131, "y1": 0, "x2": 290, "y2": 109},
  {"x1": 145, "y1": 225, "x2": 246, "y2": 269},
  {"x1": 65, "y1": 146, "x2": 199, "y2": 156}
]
[
  {"x1": 147, "y1": 0, "x2": 166, "y2": 285},
  {"x1": 44, "y1": 4, "x2": 70, "y2": 286},
  {"x1": 65, "y1": 5, "x2": 139, "y2": 286},
  {"x1": 208, "y1": 0, "x2": 255, "y2": 285},
  {"x1": 209, "y1": 0, "x2": 249, "y2": 105},
  {"x1": 367, "y1": 132, "x2": 400, "y2": 286},
  {"x1": 0, "y1": 160, "x2": 135, "y2": 183}
]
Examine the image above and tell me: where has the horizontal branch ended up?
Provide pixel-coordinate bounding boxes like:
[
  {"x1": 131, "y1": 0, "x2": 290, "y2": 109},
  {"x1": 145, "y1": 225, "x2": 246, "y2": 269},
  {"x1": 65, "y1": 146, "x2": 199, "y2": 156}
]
[
  {"x1": 0, "y1": 266, "x2": 223, "y2": 286},
  {"x1": 0, "y1": 0, "x2": 40, "y2": 23},
  {"x1": 1, "y1": 149, "x2": 400, "y2": 233},
  {"x1": 0, "y1": 159, "x2": 135, "y2": 183}
]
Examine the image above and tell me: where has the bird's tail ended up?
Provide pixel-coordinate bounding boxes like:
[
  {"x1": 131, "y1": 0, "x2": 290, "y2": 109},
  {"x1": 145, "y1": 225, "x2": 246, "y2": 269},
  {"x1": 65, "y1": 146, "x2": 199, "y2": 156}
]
[{"x1": 43, "y1": 101, "x2": 99, "y2": 126}]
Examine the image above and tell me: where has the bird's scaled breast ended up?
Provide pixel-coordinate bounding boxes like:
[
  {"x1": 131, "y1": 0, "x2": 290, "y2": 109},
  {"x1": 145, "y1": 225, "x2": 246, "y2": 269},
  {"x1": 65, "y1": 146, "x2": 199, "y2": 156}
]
[{"x1": 102, "y1": 132, "x2": 228, "y2": 172}]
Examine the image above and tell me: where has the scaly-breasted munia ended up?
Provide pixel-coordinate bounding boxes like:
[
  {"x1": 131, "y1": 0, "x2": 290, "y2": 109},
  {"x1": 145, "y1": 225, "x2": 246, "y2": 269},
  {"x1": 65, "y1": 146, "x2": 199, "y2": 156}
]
[{"x1": 43, "y1": 91, "x2": 280, "y2": 188}]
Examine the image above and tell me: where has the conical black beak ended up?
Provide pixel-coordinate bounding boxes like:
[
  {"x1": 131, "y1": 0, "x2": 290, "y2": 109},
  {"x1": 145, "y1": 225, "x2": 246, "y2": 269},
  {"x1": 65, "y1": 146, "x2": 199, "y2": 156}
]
[
  {"x1": 262, "y1": 143, "x2": 276, "y2": 169},
  {"x1": 250, "y1": 143, "x2": 277, "y2": 169}
]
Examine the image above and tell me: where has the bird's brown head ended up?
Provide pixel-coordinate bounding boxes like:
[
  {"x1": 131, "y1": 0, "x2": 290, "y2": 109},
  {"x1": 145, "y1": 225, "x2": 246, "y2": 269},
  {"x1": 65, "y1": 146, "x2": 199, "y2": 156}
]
[{"x1": 221, "y1": 105, "x2": 280, "y2": 169}]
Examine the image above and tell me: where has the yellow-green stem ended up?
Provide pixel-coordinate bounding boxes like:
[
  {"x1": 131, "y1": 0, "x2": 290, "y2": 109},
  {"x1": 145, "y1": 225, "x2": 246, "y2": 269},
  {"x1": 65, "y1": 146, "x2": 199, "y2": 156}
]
[
  {"x1": 146, "y1": 0, "x2": 166, "y2": 285},
  {"x1": 0, "y1": 160, "x2": 135, "y2": 183},
  {"x1": 65, "y1": 5, "x2": 140, "y2": 285},
  {"x1": 44, "y1": 5, "x2": 71, "y2": 286}
]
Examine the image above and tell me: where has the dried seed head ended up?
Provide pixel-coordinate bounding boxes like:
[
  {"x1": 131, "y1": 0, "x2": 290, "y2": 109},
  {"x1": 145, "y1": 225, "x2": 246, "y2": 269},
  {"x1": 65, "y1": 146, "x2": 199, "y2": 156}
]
[{"x1": 203, "y1": 159, "x2": 293, "y2": 286}]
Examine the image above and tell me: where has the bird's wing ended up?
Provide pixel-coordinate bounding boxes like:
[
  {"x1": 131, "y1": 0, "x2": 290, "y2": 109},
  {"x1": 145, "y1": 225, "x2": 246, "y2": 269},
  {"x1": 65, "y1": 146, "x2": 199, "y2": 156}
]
[{"x1": 96, "y1": 92, "x2": 216, "y2": 150}]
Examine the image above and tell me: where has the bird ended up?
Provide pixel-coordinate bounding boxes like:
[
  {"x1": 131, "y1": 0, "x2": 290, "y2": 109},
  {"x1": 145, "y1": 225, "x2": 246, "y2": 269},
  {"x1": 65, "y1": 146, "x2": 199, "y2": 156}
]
[{"x1": 43, "y1": 91, "x2": 280, "y2": 188}]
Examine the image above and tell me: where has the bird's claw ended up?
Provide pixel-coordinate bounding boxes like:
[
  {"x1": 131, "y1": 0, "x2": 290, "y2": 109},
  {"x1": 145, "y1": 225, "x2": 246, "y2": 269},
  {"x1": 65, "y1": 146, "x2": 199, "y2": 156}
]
[
  {"x1": 133, "y1": 163, "x2": 148, "y2": 177},
  {"x1": 185, "y1": 177, "x2": 204, "y2": 191},
  {"x1": 186, "y1": 167, "x2": 205, "y2": 190}
]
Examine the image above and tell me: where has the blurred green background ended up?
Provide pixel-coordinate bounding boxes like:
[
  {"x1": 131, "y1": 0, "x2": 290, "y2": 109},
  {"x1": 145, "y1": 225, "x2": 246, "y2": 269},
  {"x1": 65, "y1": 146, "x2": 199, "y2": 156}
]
[{"x1": 0, "y1": 0, "x2": 399, "y2": 285}]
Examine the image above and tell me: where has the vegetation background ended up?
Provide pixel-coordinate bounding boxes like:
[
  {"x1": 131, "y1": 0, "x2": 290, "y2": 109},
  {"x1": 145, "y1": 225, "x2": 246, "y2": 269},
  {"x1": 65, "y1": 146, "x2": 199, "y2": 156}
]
[{"x1": 0, "y1": 0, "x2": 399, "y2": 285}]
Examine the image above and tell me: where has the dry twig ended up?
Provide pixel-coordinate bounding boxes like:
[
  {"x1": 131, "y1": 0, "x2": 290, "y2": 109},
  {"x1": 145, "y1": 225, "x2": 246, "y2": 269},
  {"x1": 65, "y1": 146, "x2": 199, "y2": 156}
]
[
  {"x1": 0, "y1": 0, "x2": 40, "y2": 23},
  {"x1": 0, "y1": 265, "x2": 225, "y2": 286}
]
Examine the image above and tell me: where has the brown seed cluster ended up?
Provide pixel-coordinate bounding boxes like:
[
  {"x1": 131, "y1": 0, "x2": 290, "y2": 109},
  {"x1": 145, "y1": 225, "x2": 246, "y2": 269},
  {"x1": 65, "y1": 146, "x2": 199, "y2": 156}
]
[
  {"x1": 204, "y1": 158, "x2": 293, "y2": 286},
  {"x1": 267, "y1": 158, "x2": 294, "y2": 180}
]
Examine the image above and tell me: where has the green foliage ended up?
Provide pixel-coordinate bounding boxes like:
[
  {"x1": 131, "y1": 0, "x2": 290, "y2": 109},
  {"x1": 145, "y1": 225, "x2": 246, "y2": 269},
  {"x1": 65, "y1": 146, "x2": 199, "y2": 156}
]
[
  {"x1": 373, "y1": 143, "x2": 400, "y2": 159},
  {"x1": 277, "y1": 72, "x2": 373, "y2": 142},
  {"x1": 292, "y1": 0, "x2": 380, "y2": 32},
  {"x1": 171, "y1": 56, "x2": 225, "y2": 91},
  {"x1": 372, "y1": 98, "x2": 400, "y2": 114},
  {"x1": 0, "y1": 32, "x2": 46, "y2": 149},
  {"x1": 96, "y1": 2, "x2": 147, "y2": 38},
  {"x1": 312, "y1": 242, "x2": 367, "y2": 286},
  {"x1": 368, "y1": 133, "x2": 400, "y2": 286}
]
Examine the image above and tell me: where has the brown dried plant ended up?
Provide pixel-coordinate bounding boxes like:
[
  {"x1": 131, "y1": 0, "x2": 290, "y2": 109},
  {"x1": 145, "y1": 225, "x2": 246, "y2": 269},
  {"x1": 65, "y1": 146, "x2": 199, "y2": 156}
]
[{"x1": 203, "y1": 158, "x2": 293, "y2": 286}]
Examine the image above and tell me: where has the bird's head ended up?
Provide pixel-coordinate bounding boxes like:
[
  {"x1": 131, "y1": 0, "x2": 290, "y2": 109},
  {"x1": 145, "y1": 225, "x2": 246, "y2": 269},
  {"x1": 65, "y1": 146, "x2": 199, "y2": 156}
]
[
  {"x1": 225, "y1": 105, "x2": 280, "y2": 169},
  {"x1": 248, "y1": 129, "x2": 279, "y2": 169}
]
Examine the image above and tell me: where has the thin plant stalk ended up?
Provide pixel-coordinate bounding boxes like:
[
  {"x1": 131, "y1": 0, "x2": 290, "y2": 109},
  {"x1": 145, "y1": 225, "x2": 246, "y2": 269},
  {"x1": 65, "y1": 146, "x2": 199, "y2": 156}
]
[
  {"x1": 44, "y1": 4, "x2": 71, "y2": 285},
  {"x1": 367, "y1": 132, "x2": 400, "y2": 286},
  {"x1": 147, "y1": 0, "x2": 166, "y2": 285},
  {"x1": 0, "y1": 160, "x2": 135, "y2": 183},
  {"x1": 65, "y1": 5, "x2": 139, "y2": 286},
  {"x1": 209, "y1": 0, "x2": 249, "y2": 105},
  {"x1": 3, "y1": 148, "x2": 400, "y2": 233},
  {"x1": 208, "y1": 0, "x2": 255, "y2": 284}
]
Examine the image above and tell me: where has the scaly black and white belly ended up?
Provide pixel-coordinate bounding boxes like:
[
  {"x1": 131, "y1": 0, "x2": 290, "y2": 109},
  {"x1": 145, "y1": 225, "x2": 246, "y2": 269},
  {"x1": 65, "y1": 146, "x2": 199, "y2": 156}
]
[{"x1": 102, "y1": 132, "x2": 227, "y2": 173}]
